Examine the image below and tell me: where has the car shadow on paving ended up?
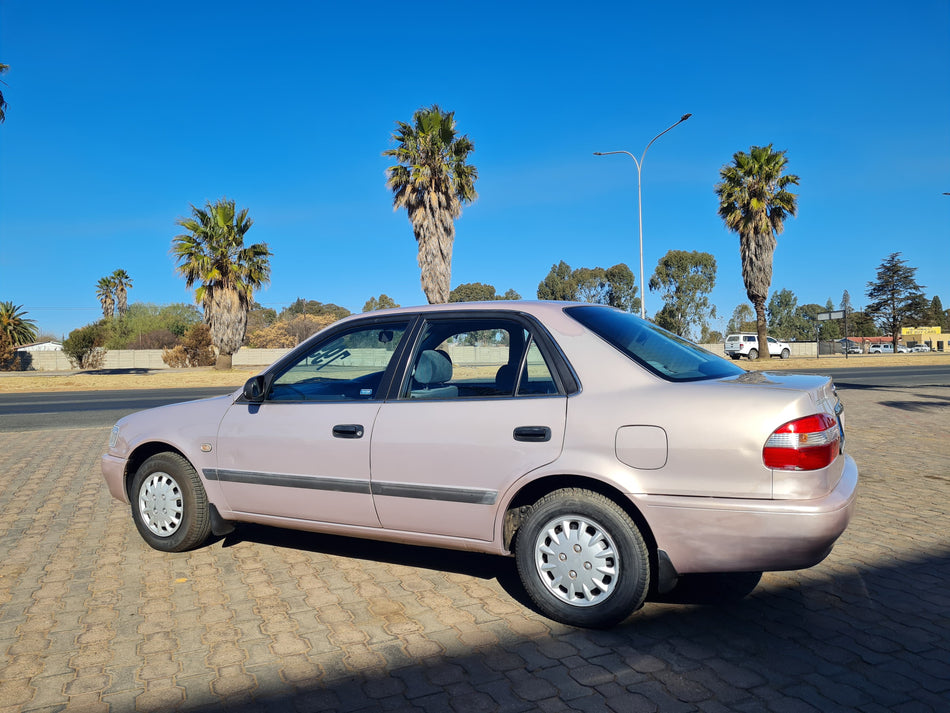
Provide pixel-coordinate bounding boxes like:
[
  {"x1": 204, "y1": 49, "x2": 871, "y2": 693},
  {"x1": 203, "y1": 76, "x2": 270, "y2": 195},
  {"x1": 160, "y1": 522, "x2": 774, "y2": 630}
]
[
  {"x1": 164, "y1": 543, "x2": 950, "y2": 713},
  {"x1": 196, "y1": 522, "x2": 950, "y2": 712}
]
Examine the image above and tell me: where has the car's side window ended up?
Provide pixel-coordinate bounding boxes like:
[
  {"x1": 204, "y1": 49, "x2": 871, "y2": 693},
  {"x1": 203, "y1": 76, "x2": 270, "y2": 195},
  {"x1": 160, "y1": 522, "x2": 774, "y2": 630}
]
[
  {"x1": 517, "y1": 341, "x2": 558, "y2": 396},
  {"x1": 402, "y1": 318, "x2": 557, "y2": 400},
  {"x1": 269, "y1": 322, "x2": 409, "y2": 401}
]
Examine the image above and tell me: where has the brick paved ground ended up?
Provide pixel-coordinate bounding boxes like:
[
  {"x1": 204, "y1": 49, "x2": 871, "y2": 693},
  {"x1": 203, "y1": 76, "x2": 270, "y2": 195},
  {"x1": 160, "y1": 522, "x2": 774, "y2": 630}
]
[{"x1": 0, "y1": 383, "x2": 947, "y2": 712}]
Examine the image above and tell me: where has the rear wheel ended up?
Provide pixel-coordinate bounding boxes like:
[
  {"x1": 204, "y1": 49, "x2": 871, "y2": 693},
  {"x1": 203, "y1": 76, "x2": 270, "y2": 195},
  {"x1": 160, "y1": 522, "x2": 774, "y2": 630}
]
[
  {"x1": 130, "y1": 452, "x2": 211, "y2": 552},
  {"x1": 515, "y1": 488, "x2": 649, "y2": 628},
  {"x1": 747, "y1": 348, "x2": 758, "y2": 360}
]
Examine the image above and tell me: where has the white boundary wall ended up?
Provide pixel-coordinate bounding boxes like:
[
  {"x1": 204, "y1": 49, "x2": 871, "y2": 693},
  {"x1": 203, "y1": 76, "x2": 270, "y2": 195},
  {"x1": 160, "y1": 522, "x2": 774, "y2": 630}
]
[
  {"x1": 18, "y1": 349, "x2": 293, "y2": 372},
  {"x1": 17, "y1": 341, "x2": 818, "y2": 372}
]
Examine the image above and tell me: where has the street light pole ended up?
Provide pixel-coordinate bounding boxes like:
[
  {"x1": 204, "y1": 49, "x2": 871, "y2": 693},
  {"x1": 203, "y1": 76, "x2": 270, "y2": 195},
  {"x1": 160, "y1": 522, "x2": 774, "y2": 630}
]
[{"x1": 595, "y1": 113, "x2": 692, "y2": 319}]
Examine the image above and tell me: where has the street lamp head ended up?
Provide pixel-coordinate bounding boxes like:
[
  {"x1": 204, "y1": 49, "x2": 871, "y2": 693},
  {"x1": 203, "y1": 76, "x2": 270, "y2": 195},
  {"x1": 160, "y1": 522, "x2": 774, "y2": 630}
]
[
  {"x1": 680, "y1": 113, "x2": 692, "y2": 122},
  {"x1": 593, "y1": 152, "x2": 605, "y2": 156}
]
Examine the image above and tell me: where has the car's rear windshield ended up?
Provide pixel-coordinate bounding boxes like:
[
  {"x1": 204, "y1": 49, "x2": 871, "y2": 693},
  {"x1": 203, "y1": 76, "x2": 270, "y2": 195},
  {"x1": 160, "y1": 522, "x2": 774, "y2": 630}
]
[{"x1": 565, "y1": 305, "x2": 745, "y2": 382}]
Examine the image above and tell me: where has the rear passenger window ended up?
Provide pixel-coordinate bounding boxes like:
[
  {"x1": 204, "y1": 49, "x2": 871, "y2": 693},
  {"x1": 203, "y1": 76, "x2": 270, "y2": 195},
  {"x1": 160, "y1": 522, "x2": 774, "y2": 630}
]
[
  {"x1": 401, "y1": 318, "x2": 561, "y2": 400},
  {"x1": 518, "y1": 342, "x2": 557, "y2": 395}
]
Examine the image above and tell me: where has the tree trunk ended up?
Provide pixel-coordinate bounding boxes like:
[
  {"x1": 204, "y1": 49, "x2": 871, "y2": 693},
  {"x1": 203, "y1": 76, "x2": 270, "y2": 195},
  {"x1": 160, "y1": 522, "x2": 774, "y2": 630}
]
[
  {"x1": 207, "y1": 286, "x2": 247, "y2": 370},
  {"x1": 754, "y1": 298, "x2": 770, "y2": 360}
]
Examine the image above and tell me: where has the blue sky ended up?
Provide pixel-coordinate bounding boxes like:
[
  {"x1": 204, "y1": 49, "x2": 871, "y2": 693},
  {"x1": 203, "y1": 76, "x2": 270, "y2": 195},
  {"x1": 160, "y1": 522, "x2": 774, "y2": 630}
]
[{"x1": 1, "y1": 0, "x2": 948, "y2": 339}]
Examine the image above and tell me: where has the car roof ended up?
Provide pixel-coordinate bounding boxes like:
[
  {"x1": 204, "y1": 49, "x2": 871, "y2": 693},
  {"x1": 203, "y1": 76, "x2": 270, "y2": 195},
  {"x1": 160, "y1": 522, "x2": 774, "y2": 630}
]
[{"x1": 336, "y1": 300, "x2": 592, "y2": 322}]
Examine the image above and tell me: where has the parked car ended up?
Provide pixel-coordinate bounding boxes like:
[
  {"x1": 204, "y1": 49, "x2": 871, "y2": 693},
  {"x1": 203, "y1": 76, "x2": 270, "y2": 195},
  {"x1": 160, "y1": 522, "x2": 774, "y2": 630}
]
[
  {"x1": 912, "y1": 345, "x2": 931, "y2": 352},
  {"x1": 723, "y1": 333, "x2": 791, "y2": 360},
  {"x1": 102, "y1": 303, "x2": 857, "y2": 628},
  {"x1": 870, "y1": 343, "x2": 910, "y2": 354},
  {"x1": 845, "y1": 344, "x2": 862, "y2": 354}
]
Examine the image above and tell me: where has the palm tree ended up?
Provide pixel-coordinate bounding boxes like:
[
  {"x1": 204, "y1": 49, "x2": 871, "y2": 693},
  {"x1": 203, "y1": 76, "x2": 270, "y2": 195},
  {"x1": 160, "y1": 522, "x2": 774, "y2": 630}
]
[
  {"x1": 0, "y1": 301, "x2": 38, "y2": 345},
  {"x1": 172, "y1": 198, "x2": 271, "y2": 370},
  {"x1": 383, "y1": 105, "x2": 478, "y2": 304},
  {"x1": 715, "y1": 145, "x2": 799, "y2": 359},
  {"x1": 96, "y1": 276, "x2": 116, "y2": 319},
  {"x1": 111, "y1": 269, "x2": 133, "y2": 316},
  {"x1": 0, "y1": 63, "x2": 8, "y2": 123}
]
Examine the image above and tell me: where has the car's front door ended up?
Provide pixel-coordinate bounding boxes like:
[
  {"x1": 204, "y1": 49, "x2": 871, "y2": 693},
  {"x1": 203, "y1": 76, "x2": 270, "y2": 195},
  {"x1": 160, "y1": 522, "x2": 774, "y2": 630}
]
[
  {"x1": 211, "y1": 320, "x2": 411, "y2": 527},
  {"x1": 370, "y1": 316, "x2": 568, "y2": 541}
]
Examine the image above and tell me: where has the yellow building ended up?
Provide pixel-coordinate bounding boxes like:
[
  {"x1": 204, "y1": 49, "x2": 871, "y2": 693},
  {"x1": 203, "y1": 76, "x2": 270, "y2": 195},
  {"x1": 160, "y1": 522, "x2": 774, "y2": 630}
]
[{"x1": 901, "y1": 326, "x2": 944, "y2": 351}]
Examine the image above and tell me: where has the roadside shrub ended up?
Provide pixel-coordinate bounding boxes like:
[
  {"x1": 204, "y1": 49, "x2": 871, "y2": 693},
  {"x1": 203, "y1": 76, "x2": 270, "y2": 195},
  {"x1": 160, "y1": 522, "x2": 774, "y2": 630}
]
[
  {"x1": 63, "y1": 323, "x2": 107, "y2": 369},
  {"x1": 134, "y1": 329, "x2": 179, "y2": 350},
  {"x1": 161, "y1": 345, "x2": 189, "y2": 368},
  {"x1": 246, "y1": 314, "x2": 335, "y2": 348},
  {"x1": 162, "y1": 323, "x2": 215, "y2": 367},
  {"x1": 245, "y1": 322, "x2": 298, "y2": 349}
]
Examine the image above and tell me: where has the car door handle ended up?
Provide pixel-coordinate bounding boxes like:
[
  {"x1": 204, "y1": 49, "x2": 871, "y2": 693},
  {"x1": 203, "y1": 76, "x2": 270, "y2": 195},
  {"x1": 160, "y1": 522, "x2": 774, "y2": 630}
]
[
  {"x1": 332, "y1": 424, "x2": 364, "y2": 439},
  {"x1": 513, "y1": 426, "x2": 551, "y2": 442}
]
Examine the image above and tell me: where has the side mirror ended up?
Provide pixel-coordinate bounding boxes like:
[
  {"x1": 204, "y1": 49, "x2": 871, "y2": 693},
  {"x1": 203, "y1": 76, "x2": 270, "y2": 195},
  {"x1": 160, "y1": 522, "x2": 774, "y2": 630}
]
[{"x1": 242, "y1": 374, "x2": 271, "y2": 402}]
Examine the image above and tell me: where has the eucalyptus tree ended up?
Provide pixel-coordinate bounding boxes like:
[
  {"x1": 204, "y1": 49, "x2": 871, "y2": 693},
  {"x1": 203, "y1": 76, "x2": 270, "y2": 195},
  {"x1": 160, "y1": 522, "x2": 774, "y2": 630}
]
[
  {"x1": 726, "y1": 304, "x2": 756, "y2": 334},
  {"x1": 363, "y1": 294, "x2": 400, "y2": 312},
  {"x1": 537, "y1": 261, "x2": 639, "y2": 312},
  {"x1": 766, "y1": 288, "x2": 803, "y2": 340},
  {"x1": 384, "y1": 105, "x2": 478, "y2": 304},
  {"x1": 172, "y1": 198, "x2": 271, "y2": 370},
  {"x1": 715, "y1": 145, "x2": 799, "y2": 359},
  {"x1": 96, "y1": 276, "x2": 116, "y2": 319},
  {"x1": 648, "y1": 250, "x2": 717, "y2": 340}
]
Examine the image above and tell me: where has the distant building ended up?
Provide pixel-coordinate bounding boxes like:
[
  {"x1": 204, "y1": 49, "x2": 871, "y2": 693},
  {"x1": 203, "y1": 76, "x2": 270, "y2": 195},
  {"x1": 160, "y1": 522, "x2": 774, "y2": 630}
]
[
  {"x1": 901, "y1": 326, "x2": 943, "y2": 351},
  {"x1": 850, "y1": 327, "x2": 944, "y2": 353},
  {"x1": 15, "y1": 341, "x2": 63, "y2": 352}
]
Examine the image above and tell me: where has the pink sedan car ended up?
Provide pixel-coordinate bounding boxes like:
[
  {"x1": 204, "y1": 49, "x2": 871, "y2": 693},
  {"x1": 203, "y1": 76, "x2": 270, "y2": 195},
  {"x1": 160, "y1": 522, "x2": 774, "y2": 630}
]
[{"x1": 102, "y1": 302, "x2": 857, "y2": 628}]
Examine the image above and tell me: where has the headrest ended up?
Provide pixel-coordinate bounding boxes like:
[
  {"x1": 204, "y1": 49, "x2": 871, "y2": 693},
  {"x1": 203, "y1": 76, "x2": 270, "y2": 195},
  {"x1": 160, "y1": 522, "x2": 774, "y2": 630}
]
[{"x1": 414, "y1": 350, "x2": 452, "y2": 385}]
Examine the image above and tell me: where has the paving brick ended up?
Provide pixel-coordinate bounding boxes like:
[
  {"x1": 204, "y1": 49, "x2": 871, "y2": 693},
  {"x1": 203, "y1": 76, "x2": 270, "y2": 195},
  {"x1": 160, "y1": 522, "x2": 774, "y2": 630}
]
[{"x1": 0, "y1": 386, "x2": 948, "y2": 711}]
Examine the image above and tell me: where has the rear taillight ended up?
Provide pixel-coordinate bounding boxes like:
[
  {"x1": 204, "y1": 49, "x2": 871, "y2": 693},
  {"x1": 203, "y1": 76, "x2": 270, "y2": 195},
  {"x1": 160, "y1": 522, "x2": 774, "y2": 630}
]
[{"x1": 763, "y1": 413, "x2": 840, "y2": 471}]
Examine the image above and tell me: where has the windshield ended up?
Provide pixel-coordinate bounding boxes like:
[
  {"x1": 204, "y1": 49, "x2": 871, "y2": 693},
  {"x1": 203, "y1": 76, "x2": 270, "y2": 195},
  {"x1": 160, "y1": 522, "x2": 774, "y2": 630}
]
[{"x1": 565, "y1": 305, "x2": 745, "y2": 382}]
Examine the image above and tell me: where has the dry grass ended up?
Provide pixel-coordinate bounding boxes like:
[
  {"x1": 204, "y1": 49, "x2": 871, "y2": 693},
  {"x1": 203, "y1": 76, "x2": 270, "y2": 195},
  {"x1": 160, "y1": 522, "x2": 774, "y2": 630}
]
[
  {"x1": 741, "y1": 353, "x2": 949, "y2": 370},
  {"x1": 0, "y1": 367, "x2": 261, "y2": 393},
  {"x1": 1, "y1": 353, "x2": 947, "y2": 394}
]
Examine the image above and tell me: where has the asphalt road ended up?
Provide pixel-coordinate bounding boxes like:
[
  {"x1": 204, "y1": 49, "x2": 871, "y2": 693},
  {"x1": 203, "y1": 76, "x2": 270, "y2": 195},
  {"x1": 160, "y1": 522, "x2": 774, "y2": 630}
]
[
  {"x1": 782, "y1": 364, "x2": 950, "y2": 389},
  {"x1": 2, "y1": 365, "x2": 948, "y2": 433},
  {"x1": 0, "y1": 387, "x2": 236, "y2": 432}
]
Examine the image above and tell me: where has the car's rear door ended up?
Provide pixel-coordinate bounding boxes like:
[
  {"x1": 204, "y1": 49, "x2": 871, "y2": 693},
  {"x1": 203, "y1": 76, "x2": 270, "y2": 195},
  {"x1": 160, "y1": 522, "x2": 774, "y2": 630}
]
[{"x1": 370, "y1": 314, "x2": 570, "y2": 541}]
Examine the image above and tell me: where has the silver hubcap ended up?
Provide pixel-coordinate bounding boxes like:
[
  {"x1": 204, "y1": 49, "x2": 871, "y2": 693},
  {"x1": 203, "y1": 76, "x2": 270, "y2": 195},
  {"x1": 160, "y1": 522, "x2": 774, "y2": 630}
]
[
  {"x1": 534, "y1": 515, "x2": 619, "y2": 607},
  {"x1": 138, "y1": 472, "x2": 183, "y2": 537}
]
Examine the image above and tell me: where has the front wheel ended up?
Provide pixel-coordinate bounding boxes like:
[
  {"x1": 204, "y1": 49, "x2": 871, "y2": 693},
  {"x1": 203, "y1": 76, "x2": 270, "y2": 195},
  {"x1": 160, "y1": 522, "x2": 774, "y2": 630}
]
[
  {"x1": 780, "y1": 348, "x2": 790, "y2": 359},
  {"x1": 130, "y1": 452, "x2": 212, "y2": 552},
  {"x1": 514, "y1": 488, "x2": 649, "y2": 628},
  {"x1": 747, "y1": 348, "x2": 759, "y2": 360}
]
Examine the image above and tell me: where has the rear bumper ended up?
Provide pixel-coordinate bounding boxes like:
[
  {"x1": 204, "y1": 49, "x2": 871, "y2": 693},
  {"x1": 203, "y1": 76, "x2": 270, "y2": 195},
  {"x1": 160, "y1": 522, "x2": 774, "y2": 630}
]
[{"x1": 637, "y1": 454, "x2": 858, "y2": 575}]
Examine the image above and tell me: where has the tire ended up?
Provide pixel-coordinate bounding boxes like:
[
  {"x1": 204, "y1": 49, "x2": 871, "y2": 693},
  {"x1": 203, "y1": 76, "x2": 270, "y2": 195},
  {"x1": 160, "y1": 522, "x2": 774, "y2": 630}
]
[
  {"x1": 130, "y1": 452, "x2": 212, "y2": 552},
  {"x1": 514, "y1": 488, "x2": 649, "y2": 628},
  {"x1": 780, "y1": 348, "x2": 790, "y2": 360},
  {"x1": 747, "y1": 348, "x2": 758, "y2": 360}
]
